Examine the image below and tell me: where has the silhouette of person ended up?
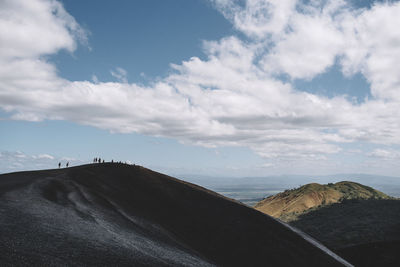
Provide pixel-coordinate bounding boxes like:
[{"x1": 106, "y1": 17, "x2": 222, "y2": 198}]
[
  {"x1": 66, "y1": 162, "x2": 69, "y2": 168},
  {"x1": 58, "y1": 162, "x2": 61, "y2": 168},
  {"x1": 102, "y1": 160, "x2": 105, "y2": 163},
  {"x1": 111, "y1": 159, "x2": 114, "y2": 163},
  {"x1": 98, "y1": 157, "x2": 101, "y2": 163},
  {"x1": 94, "y1": 157, "x2": 97, "y2": 163}
]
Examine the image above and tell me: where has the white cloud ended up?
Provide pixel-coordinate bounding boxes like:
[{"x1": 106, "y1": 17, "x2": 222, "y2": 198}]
[
  {"x1": 92, "y1": 74, "x2": 99, "y2": 83},
  {"x1": 0, "y1": 151, "x2": 83, "y2": 173},
  {"x1": 1, "y1": 0, "x2": 400, "y2": 170},
  {"x1": 61, "y1": 157, "x2": 77, "y2": 161},
  {"x1": 110, "y1": 67, "x2": 128, "y2": 83},
  {"x1": 341, "y1": 2, "x2": 400, "y2": 100},
  {"x1": 261, "y1": 1, "x2": 347, "y2": 79},
  {"x1": 368, "y1": 149, "x2": 400, "y2": 160},
  {"x1": 0, "y1": 0, "x2": 86, "y2": 60},
  {"x1": 210, "y1": 0, "x2": 297, "y2": 39},
  {"x1": 37, "y1": 154, "x2": 54, "y2": 160},
  {"x1": 14, "y1": 151, "x2": 27, "y2": 158}
]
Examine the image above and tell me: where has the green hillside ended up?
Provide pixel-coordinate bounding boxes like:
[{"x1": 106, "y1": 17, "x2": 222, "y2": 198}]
[{"x1": 255, "y1": 181, "x2": 392, "y2": 222}]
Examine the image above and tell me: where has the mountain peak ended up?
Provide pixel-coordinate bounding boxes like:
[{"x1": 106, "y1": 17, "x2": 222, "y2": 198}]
[{"x1": 254, "y1": 181, "x2": 391, "y2": 222}]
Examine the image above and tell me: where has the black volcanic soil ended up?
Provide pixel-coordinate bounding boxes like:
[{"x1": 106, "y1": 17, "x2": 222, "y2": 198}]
[
  {"x1": 338, "y1": 241, "x2": 400, "y2": 267},
  {"x1": 0, "y1": 164, "x2": 347, "y2": 266},
  {"x1": 291, "y1": 199, "x2": 400, "y2": 249},
  {"x1": 291, "y1": 199, "x2": 400, "y2": 266}
]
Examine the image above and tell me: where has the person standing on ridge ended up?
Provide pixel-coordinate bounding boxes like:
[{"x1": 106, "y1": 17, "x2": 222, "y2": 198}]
[
  {"x1": 58, "y1": 162, "x2": 61, "y2": 168},
  {"x1": 66, "y1": 162, "x2": 69, "y2": 168}
]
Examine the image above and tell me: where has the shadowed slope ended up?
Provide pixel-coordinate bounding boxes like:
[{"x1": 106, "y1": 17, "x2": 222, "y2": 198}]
[
  {"x1": 291, "y1": 199, "x2": 400, "y2": 266},
  {"x1": 0, "y1": 164, "x2": 348, "y2": 266},
  {"x1": 338, "y1": 241, "x2": 400, "y2": 267},
  {"x1": 291, "y1": 199, "x2": 400, "y2": 249}
]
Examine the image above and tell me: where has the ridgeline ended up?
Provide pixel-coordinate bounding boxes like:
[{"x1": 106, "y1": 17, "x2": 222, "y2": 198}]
[
  {"x1": 0, "y1": 164, "x2": 350, "y2": 266},
  {"x1": 254, "y1": 181, "x2": 391, "y2": 222}
]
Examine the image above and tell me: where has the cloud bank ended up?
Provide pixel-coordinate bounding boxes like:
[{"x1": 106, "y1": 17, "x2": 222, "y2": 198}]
[
  {"x1": 1, "y1": 0, "x2": 400, "y2": 170},
  {"x1": 0, "y1": 151, "x2": 84, "y2": 173}
]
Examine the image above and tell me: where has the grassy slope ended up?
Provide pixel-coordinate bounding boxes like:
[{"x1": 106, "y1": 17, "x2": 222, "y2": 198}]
[{"x1": 254, "y1": 181, "x2": 391, "y2": 221}]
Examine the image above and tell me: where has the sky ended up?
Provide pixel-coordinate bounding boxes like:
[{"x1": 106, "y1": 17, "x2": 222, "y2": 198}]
[{"x1": 1, "y1": 0, "x2": 400, "y2": 177}]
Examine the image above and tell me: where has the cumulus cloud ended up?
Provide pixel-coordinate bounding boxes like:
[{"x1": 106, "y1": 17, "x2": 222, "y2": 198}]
[
  {"x1": 0, "y1": 0, "x2": 86, "y2": 59},
  {"x1": 341, "y1": 2, "x2": 400, "y2": 101},
  {"x1": 1, "y1": 0, "x2": 400, "y2": 168},
  {"x1": 210, "y1": 0, "x2": 297, "y2": 39},
  {"x1": 261, "y1": 1, "x2": 347, "y2": 79}
]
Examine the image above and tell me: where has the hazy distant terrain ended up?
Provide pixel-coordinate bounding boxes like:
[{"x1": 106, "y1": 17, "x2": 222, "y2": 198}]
[{"x1": 179, "y1": 174, "x2": 400, "y2": 206}]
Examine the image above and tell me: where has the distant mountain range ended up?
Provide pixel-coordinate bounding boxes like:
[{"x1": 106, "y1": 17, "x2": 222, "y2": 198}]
[{"x1": 0, "y1": 164, "x2": 349, "y2": 266}]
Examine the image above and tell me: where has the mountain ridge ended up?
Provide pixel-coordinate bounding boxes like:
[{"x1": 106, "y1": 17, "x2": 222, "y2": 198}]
[
  {"x1": 254, "y1": 181, "x2": 391, "y2": 221},
  {"x1": 0, "y1": 164, "x2": 349, "y2": 266}
]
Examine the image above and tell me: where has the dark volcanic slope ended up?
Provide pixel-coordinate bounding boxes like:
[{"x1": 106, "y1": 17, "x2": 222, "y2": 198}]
[
  {"x1": 291, "y1": 199, "x2": 400, "y2": 249},
  {"x1": 291, "y1": 199, "x2": 400, "y2": 266},
  {"x1": 0, "y1": 164, "x2": 348, "y2": 266}
]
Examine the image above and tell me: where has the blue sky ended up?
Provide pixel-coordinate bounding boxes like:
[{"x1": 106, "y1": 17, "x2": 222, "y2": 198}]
[
  {"x1": 1, "y1": 0, "x2": 400, "y2": 176},
  {"x1": 54, "y1": 0, "x2": 232, "y2": 82}
]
